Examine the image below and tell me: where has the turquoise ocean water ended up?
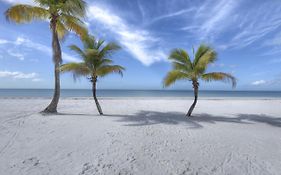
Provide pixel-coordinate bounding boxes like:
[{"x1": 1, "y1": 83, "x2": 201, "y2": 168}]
[{"x1": 0, "y1": 89, "x2": 281, "y2": 98}]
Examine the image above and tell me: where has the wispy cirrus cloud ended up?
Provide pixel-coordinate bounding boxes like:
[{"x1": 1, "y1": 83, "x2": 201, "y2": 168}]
[
  {"x1": 3, "y1": 0, "x2": 281, "y2": 54},
  {"x1": 195, "y1": 0, "x2": 239, "y2": 41},
  {"x1": 224, "y1": 1, "x2": 281, "y2": 49},
  {"x1": 178, "y1": 0, "x2": 281, "y2": 51},
  {"x1": 87, "y1": 5, "x2": 166, "y2": 66},
  {"x1": 149, "y1": 7, "x2": 195, "y2": 25},
  {"x1": 268, "y1": 58, "x2": 281, "y2": 64},
  {"x1": 260, "y1": 31, "x2": 281, "y2": 56},
  {"x1": 176, "y1": 0, "x2": 240, "y2": 43}
]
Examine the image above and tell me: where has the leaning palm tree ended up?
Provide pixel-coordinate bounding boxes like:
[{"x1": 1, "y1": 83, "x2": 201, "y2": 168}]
[
  {"x1": 5, "y1": 0, "x2": 88, "y2": 113},
  {"x1": 164, "y1": 44, "x2": 237, "y2": 117},
  {"x1": 60, "y1": 36, "x2": 125, "y2": 115}
]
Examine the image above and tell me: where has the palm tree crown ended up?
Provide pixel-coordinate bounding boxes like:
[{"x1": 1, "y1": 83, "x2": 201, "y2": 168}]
[
  {"x1": 5, "y1": 0, "x2": 87, "y2": 41},
  {"x1": 164, "y1": 44, "x2": 236, "y2": 117},
  {"x1": 164, "y1": 44, "x2": 236, "y2": 88},
  {"x1": 61, "y1": 35, "x2": 125, "y2": 81}
]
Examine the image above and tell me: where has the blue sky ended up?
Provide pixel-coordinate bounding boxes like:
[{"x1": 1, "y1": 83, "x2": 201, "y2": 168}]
[{"x1": 0, "y1": 0, "x2": 281, "y2": 90}]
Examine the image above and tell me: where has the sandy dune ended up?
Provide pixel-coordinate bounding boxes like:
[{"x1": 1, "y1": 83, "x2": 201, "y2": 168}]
[{"x1": 0, "y1": 98, "x2": 281, "y2": 175}]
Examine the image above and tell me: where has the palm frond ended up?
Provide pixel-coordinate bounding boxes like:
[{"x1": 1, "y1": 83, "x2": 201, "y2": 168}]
[
  {"x1": 168, "y1": 49, "x2": 193, "y2": 70},
  {"x1": 96, "y1": 65, "x2": 125, "y2": 77},
  {"x1": 100, "y1": 58, "x2": 113, "y2": 65},
  {"x1": 99, "y1": 42, "x2": 121, "y2": 58},
  {"x1": 82, "y1": 35, "x2": 96, "y2": 49},
  {"x1": 93, "y1": 58, "x2": 114, "y2": 69},
  {"x1": 97, "y1": 39, "x2": 105, "y2": 49},
  {"x1": 193, "y1": 44, "x2": 211, "y2": 65},
  {"x1": 60, "y1": 62, "x2": 90, "y2": 81},
  {"x1": 193, "y1": 44, "x2": 217, "y2": 74},
  {"x1": 85, "y1": 48, "x2": 98, "y2": 58},
  {"x1": 60, "y1": 14, "x2": 88, "y2": 38},
  {"x1": 201, "y1": 72, "x2": 237, "y2": 88},
  {"x1": 33, "y1": 0, "x2": 50, "y2": 7},
  {"x1": 35, "y1": 0, "x2": 86, "y2": 16},
  {"x1": 60, "y1": 0, "x2": 86, "y2": 18},
  {"x1": 163, "y1": 70, "x2": 190, "y2": 87},
  {"x1": 56, "y1": 20, "x2": 68, "y2": 40},
  {"x1": 5, "y1": 5, "x2": 49, "y2": 23},
  {"x1": 172, "y1": 62, "x2": 191, "y2": 73},
  {"x1": 69, "y1": 44, "x2": 86, "y2": 59},
  {"x1": 83, "y1": 48, "x2": 99, "y2": 68}
]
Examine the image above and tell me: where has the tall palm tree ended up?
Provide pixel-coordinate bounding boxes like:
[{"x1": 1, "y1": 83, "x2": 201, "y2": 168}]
[
  {"x1": 60, "y1": 36, "x2": 125, "y2": 115},
  {"x1": 164, "y1": 44, "x2": 237, "y2": 117},
  {"x1": 5, "y1": 0, "x2": 88, "y2": 113}
]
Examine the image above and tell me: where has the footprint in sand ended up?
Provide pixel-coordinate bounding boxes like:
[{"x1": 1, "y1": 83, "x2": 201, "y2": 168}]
[{"x1": 22, "y1": 157, "x2": 40, "y2": 167}]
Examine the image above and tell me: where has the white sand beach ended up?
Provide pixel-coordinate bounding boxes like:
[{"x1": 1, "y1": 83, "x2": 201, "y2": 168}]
[{"x1": 0, "y1": 98, "x2": 281, "y2": 175}]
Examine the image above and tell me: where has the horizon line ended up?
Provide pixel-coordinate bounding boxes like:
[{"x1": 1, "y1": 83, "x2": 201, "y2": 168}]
[{"x1": 0, "y1": 88, "x2": 281, "y2": 92}]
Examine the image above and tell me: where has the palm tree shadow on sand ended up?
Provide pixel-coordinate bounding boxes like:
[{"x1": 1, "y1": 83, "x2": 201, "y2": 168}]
[{"x1": 106, "y1": 111, "x2": 281, "y2": 129}]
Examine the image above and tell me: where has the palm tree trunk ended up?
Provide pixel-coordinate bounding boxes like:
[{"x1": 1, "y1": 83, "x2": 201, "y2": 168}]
[
  {"x1": 186, "y1": 80, "x2": 199, "y2": 117},
  {"x1": 92, "y1": 77, "x2": 103, "y2": 115},
  {"x1": 42, "y1": 16, "x2": 61, "y2": 113}
]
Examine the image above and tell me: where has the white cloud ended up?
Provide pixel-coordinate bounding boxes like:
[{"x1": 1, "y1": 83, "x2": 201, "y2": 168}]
[
  {"x1": 252, "y1": 80, "x2": 266, "y2": 85},
  {"x1": 0, "y1": 37, "x2": 79, "y2": 62},
  {"x1": 0, "y1": 39, "x2": 9, "y2": 44},
  {"x1": 87, "y1": 5, "x2": 166, "y2": 66},
  {"x1": 31, "y1": 78, "x2": 42, "y2": 82},
  {"x1": 211, "y1": 63, "x2": 225, "y2": 68},
  {"x1": 269, "y1": 58, "x2": 281, "y2": 64},
  {"x1": 0, "y1": 70, "x2": 41, "y2": 82},
  {"x1": 0, "y1": 0, "x2": 33, "y2": 5},
  {"x1": 7, "y1": 49, "x2": 25, "y2": 60},
  {"x1": 271, "y1": 76, "x2": 281, "y2": 85}
]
